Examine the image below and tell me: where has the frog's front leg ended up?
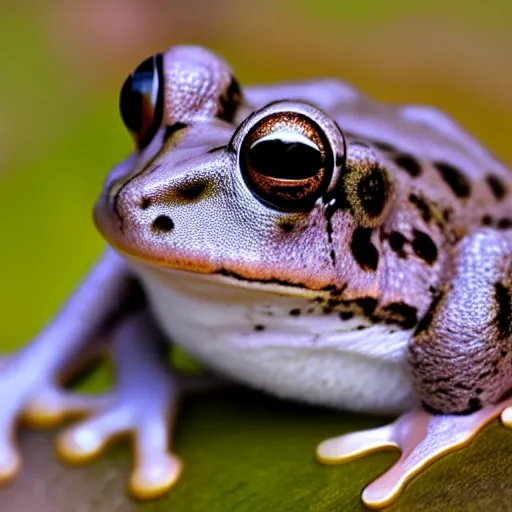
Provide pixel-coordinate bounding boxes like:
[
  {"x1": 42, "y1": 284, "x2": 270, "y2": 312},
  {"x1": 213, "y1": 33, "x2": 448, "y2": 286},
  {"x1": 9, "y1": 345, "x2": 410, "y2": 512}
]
[
  {"x1": 0, "y1": 249, "x2": 135, "y2": 482},
  {"x1": 318, "y1": 228, "x2": 512, "y2": 509}
]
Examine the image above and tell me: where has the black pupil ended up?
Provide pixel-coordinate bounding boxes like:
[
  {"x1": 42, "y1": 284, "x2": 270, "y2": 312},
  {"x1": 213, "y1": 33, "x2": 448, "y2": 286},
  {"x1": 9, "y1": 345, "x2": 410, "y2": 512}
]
[{"x1": 248, "y1": 138, "x2": 322, "y2": 180}]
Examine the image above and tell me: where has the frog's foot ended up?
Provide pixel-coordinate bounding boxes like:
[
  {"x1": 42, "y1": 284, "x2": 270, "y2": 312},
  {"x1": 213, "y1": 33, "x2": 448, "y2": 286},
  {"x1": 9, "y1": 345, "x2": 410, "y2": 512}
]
[
  {"x1": 50, "y1": 312, "x2": 187, "y2": 500},
  {"x1": 317, "y1": 396, "x2": 512, "y2": 509}
]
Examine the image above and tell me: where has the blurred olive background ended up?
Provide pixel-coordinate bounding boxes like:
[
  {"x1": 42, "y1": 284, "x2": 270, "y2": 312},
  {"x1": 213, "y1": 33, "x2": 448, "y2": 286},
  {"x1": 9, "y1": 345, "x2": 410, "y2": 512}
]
[{"x1": 0, "y1": 1, "x2": 512, "y2": 511}]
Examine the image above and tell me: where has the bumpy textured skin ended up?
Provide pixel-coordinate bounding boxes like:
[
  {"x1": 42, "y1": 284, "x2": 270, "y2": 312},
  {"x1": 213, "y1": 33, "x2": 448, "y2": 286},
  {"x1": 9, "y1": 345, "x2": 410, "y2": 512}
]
[{"x1": 2, "y1": 45, "x2": 512, "y2": 507}]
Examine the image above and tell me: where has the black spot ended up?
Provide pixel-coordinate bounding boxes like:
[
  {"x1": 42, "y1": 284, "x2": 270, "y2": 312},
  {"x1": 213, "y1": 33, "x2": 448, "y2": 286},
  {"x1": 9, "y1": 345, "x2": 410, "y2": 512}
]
[
  {"x1": 394, "y1": 154, "x2": 422, "y2": 177},
  {"x1": 254, "y1": 324, "x2": 265, "y2": 331},
  {"x1": 383, "y1": 302, "x2": 418, "y2": 329},
  {"x1": 475, "y1": 387, "x2": 483, "y2": 394},
  {"x1": 289, "y1": 308, "x2": 301, "y2": 316},
  {"x1": 501, "y1": 350, "x2": 508, "y2": 357},
  {"x1": 434, "y1": 161, "x2": 471, "y2": 198},
  {"x1": 412, "y1": 230, "x2": 438, "y2": 265},
  {"x1": 482, "y1": 215, "x2": 493, "y2": 226},
  {"x1": 355, "y1": 297, "x2": 378, "y2": 316},
  {"x1": 280, "y1": 221, "x2": 295, "y2": 233},
  {"x1": 350, "y1": 228, "x2": 379, "y2": 271},
  {"x1": 176, "y1": 181, "x2": 207, "y2": 201},
  {"x1": 357, "y1": 167, "x2": 388, "y2": 217},
  {"x1": 152, "y1": 215, "x2": 174, "y2": 233},
  {"x1": 339, "y1": 311, "x2": 354, "y2": 320},
  {"x1": 357, "y1": 325, "x2": 366, "y2": 330},
  {"x1": 388, "y1": 231, "x2": 407, "y2": 258},
  {"x1": 409, "y1": 193, "x2": 432, "y2": 222},
  {"x1": 497, "y1": 218, "x2": 512, "y2": 230},
  {"x1": 217, "y1": 76, "x2": 242, "y2": 123},
  {"x1": 164, "y1": 122, "x2": 188, "y2": 142},
  {"x1": 141, "y1": 197, "x2": 151, "y2": 209},
  {"x1": 461, "y1": 397, "x2": 482, "y2": 414},
  {"x1": 485, "y1": 174, "x2": 507, "y2": 200},
  {"x1": 414, "y1": 291, "x2": 443, "y2": 336},
  {"x1": 494, "y1": 282, "x2": 512, "y2": 340}
]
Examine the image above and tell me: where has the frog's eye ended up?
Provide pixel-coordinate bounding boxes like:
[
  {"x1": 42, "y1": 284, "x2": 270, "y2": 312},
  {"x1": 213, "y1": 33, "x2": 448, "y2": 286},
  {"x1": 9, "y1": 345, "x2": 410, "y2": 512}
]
[
  {"x1": 119, "y1": 53, "x2": 164, "y2": 150},
  {"x1": 239, "y1": 112, "x2": 336, "y2": 211}
]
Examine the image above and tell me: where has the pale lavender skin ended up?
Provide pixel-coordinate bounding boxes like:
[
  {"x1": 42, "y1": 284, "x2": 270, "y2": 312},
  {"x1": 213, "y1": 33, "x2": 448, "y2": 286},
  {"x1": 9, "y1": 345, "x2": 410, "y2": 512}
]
[{"x1": 1, "y1": 45, "x2": 512, "y2": 507}]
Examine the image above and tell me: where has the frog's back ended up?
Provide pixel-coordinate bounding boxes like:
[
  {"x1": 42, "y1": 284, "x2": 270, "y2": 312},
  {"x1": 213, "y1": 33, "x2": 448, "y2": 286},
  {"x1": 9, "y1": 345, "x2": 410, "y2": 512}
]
[{"x1": 246, "y1": 80, "x2": 512, "y2": 234}]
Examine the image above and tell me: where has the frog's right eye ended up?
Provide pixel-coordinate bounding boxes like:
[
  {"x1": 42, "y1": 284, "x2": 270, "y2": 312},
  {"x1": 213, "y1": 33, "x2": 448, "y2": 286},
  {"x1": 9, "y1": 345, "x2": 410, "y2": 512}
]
[
  {"x1": 234, "y1": 102, "x2": 346, "y2": 212},
  {"x1": 119, "y1": 53, "x2": 164, "y2": 150}
]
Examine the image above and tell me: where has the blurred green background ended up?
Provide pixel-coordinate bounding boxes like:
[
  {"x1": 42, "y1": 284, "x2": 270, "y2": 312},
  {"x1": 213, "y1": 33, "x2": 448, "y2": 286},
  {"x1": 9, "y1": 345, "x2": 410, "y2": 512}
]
[{"x1": 0, "y1": 1, "x2": 511, "y2": 511}]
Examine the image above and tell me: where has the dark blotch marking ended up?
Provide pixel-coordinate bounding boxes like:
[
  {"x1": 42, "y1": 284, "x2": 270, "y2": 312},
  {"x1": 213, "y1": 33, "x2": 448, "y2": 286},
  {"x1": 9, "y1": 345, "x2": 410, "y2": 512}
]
[
  {"x1": 494, "y1": 282, "x2": 512, "y2": 340},
  {"x1": 485, "y1": 174, "x2": 507, "y2": 200},
  {"x1": 409, "y1": 193, "x2": 432, "y2": 222},
  {"x1": 217, "y1": 76, "x2": 242, "y2": 123},
  {"x1": 394, "y1": 154, "x2": 422, "y2": 177},
  {"x1": 350, "y1": 228, "x2": 379, "y2": 271},
  {"x1": 290, "y1": 308, "x2": 301, "y2": 316},
  {"x1": 412, "y1": 230, "x2": 438, "y2": 265},
  {"x1": 141, "y1": 197, "x2": 151, "y2": 210},
  {"x1": 461, "y1": 397, "x2": 482, "y2": 415},
  {"x1": 152, "y1": 215, "x2": 174, "y2": 233},
  {"x1": 339, "y1": 311, "x2": 354, "y2": 320},
  {"x1": 164, "y1": 122, "x2": 188, "y2": 142},
  {"x1": 482, "y1": 215, "x2": 493, "y2": 226},
  {"x1": 388, "y1": 231, "x2": 407, "y2": 258},
  {"x1": 414, "y1": 291, "x2": 443, "y2": 336},
  {"x1": 280, "y1": 221, "x2": 295, "y2": 233},
  {"x1": 176, "y1": 181, "x2": 207, "y2": 202},
  {"x1": 434, "y1": 161, "x2": 471, "y2": 198},
  {"x1": 383, "y1": 302, "x2": 418, "y2": 329},
  {"x1": 497, "y1": 218, "x2": 512, "y2": 230},
  {"x1": 254, "y1": 324, "x2": 265, "y2": 331},
  {"x1": 357, "y1": 167, "x2": 388, "y2": 218},
  {"x1": 355, "y1": 297, "x2": 378, "y2": 316}
]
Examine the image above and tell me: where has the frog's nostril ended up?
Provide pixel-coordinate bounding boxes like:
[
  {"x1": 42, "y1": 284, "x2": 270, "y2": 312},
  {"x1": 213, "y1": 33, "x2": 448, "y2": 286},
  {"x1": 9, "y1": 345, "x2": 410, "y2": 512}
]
[{"x1": 152, "y1": 215, "x2": 174, "y2": 233}]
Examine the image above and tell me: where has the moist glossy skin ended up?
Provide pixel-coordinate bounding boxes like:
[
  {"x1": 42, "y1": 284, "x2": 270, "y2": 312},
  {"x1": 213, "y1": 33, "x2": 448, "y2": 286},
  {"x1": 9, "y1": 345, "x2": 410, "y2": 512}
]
[{"x1": 1, "y1": 45, "x2": 512, "y2": 509}]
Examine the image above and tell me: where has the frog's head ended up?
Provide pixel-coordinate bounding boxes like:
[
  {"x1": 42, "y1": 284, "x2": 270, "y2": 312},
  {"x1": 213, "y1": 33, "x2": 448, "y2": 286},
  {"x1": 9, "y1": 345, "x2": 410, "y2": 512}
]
[{"x1": 95, "y1": 46, "x2": 398, "y2": 297}]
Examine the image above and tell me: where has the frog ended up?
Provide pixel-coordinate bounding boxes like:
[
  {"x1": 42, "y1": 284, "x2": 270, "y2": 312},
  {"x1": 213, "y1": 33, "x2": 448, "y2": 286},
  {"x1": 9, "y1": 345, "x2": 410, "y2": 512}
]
[{"x1": 1, "y1": 45, "x2": 512, "y2": 510}]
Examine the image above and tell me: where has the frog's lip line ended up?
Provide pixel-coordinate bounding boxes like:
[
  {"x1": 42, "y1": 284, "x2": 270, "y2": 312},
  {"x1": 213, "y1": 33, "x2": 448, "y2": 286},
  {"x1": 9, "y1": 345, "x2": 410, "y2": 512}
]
[{"x1": 108, "y1": 242, "x2": 334, "y2": 299}]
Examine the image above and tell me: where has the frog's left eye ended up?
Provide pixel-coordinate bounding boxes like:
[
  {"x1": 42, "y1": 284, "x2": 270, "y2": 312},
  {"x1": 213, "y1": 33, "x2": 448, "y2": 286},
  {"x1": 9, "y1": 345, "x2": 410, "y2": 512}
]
[
  {"x1": 119, "y1": 53, "x2": 164, "y2": 150},
  {"x1": 239, "y1": 111, "x2": 338, "y2": 211}
]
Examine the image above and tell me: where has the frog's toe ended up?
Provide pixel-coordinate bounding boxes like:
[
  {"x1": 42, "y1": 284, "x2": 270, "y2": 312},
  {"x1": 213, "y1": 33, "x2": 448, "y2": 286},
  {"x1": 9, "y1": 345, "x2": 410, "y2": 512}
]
[
  {"x1": 317, "y1": 397, "x2": 512, "y2": 509},
  {"x1": 22, "y1": 385, "x2": 114, "y2": 428}
]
